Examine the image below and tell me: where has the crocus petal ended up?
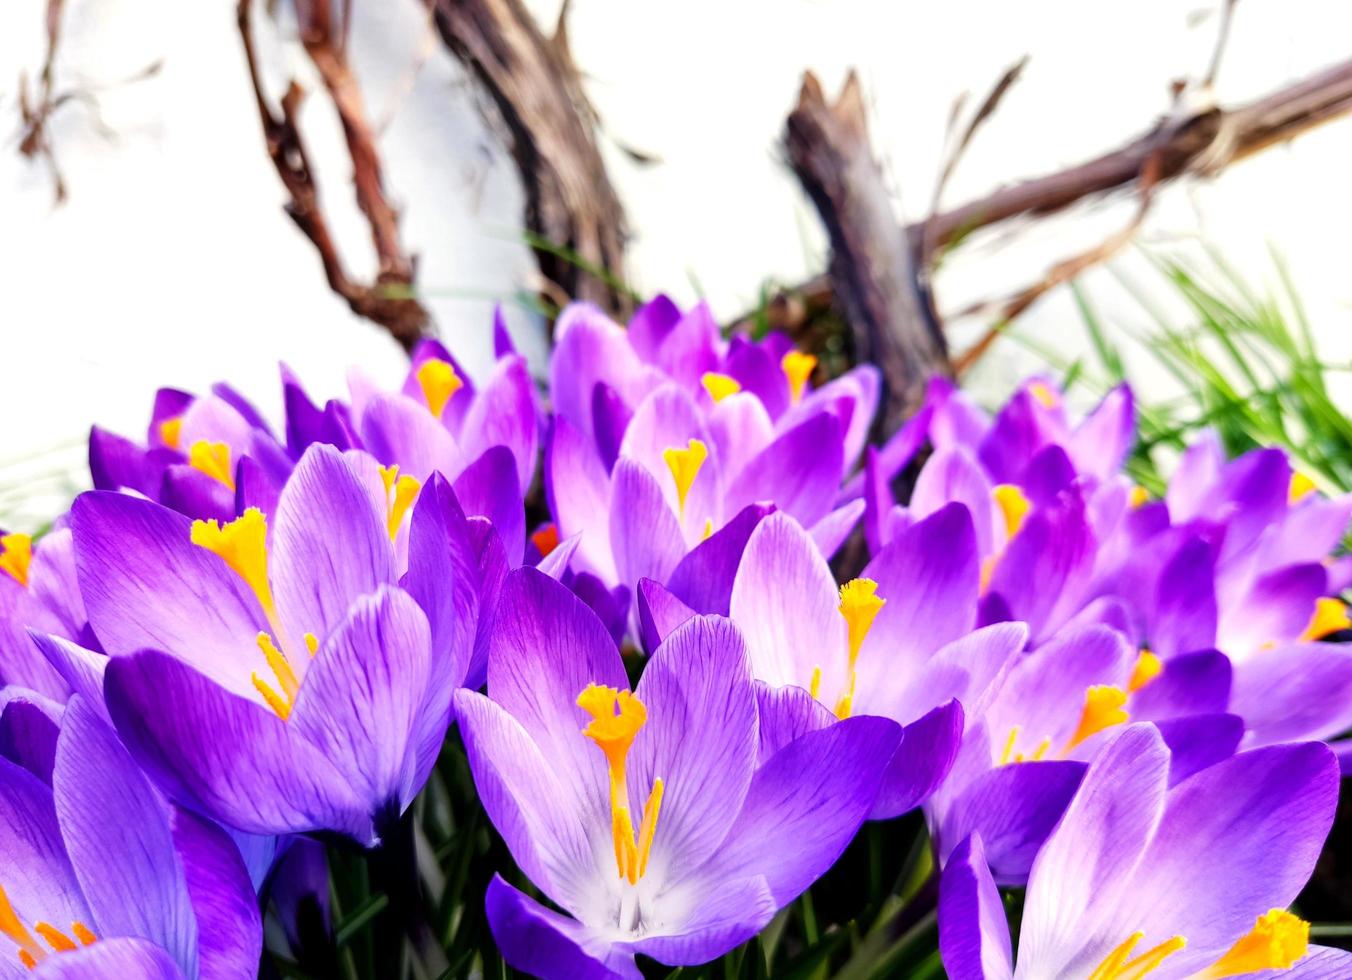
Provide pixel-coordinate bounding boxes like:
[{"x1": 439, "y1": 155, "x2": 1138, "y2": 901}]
[
  {"x1": 1020, "y1": 446, "x2": 1077, "y2": 507},
  {"x1": 635, "y1": 579, "x2": 696, "y2": 655},
  {"x1": 939, "y1": 835, "x2": 1014, "y2": 980},
  {"x1": 927, "y1": 378, "x2": 988, "y2": 452},
  {"x1": 789, "y1": 364, "x2": 880, "y2": 468},
  {"x1": 53, "y1": 697, "x2": 197, "y2": 972},
  {"x1": 707, "y1": 394, "x2": 775, "y2": 485},
  {"x1": 105, "y1": 651, "x2": 371, "y2": 842},
  {"x1": 665, "y1": 503, "x2": 774, "y2": 616},
  {"x1": 935, "y1": 758, "x2": 1086, "y2": 885},
  {"x1": 357, "y1": 393, "x2": 463, "y2": 484},
  {"x1": 591, "y1": 382, "x2": 632, "y2": 472},
  {"x1": 159, "y1": 466, "x2": 236, "y2": 523},
  {"x1": 617, "y1": 384, "x2": 720, "y2": 537},
  {"x1": 986, "y1": 491, "x2": 1095, "y2": 642},
  {"x1": 808, "y1": 499, "x2": 865, "y2": 560},
  {"x1": 550, "y1": 304, "x2": 660, "y2": 441},
  {"x1": 1129, "y1": 650, "x2": 1231, "y2": 720},
  {"x1": 1259, "y1": 494, "x2": 1352, "y2": 570},
  {"x1": 1153, "y1": 713, "x2": 1243, "y2": 786},
  {"x1": 908, "y1": 447, "x2": 997, "y2": 556},
  {"x1": 70, "y1": 492, "x2": 263, "y2": 698},
  {"x1": 486, "y1": 569, "x2": 629, "y2": 830},
  {"x1": 724, "y1": 337, "x2": 789, "y2": 419},
  {"x1": 1067, "y1": 384, "x2": 1134, "y2": 481},
  {"x1": 1111, "y1": 741, "x2": 1337, "y2": 973},
  {"x1": 1017, "y1": 725, "x2": 1170, "y2": 976},
  {"x1": 1259, "y1": 945, "x2": 1352, "y2": 979},
  {"x1": 631, "y1": 616, "x2": 759, "y2": 873},
  {"x1": 871, "y1": 699, "x2": 964, "y2": 819},
  {"x1": 626, "y1": 294, "x2": 681, "y2": 361},
  {"x1": 453, "y1": 447, "x2": 526, "y2": 566},
  {"x1": 1229, "y1": 643, "x2": 1352, "y2": 745},
  {"x1": 1218, "y1": 563, "x2": 1326, "y2": 657},
  {"x1": 729, "y1": 511, "x2": 845, "y2": 690},
  {"x1": 1164, "y1": 429, "x2": 1225, "y2": 521},
  {"x1": 842, "y1": 400, "x2": 934, "y2": 500},
  {"x1": 0, "y1": 691, "x2": 61, "y2": 784},
  {"x1": 859, "y1": 503, "x2": 981, "y2": 682},
  {"x1": 878, "y1": 623, "x2": 1026, "y2": 727},
  {"x1": 485, "y1": 875, "x2": 642, "y2": 980},
  {"x1": 0, "y1": 755, "x2": 90, "y2": 939},
  {"x1": 546, "y1": 417, "x2": 616, "y2": 584},
  {"x1": 726, "y1": 413, "x2": 843, "y2": 530},
  {"x1": 627, "y1": 875, "x2": 777, "y2": 967},
  {"x1": 1149, "y1": 536, "x2": 1218, "y2": 658},
  {"x1": 289, "y1": 587, "x2": 432, "y2": 814},
  {"x1": 88, "y1": 426, "x2": 169, "y2": 497},
  {"x1": 30, "y1": 938, "x2": 186, "y2": 980},
  {"x1": 457, "y1": 354, "x2": 539, "y2": 491},
  {"x1": 170, "y1": 807, "x2": 263, "y2": 980},
  {"x1": 609, "y1": 460, "x2": 686, "y2": 592},
  {"x1": 652, "y1": 301, "x2": 720, "y2": 388},
  {"x1": 753, "y1": 682, "x2": 834, "y2": 766},
  {"x1": 703, "y1": 715, "x2": 900, "y2": 903}
]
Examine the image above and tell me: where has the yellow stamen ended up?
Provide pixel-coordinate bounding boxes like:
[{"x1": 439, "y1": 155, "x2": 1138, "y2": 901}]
[
  {"x1": 1128, "y1": 649, "x2": 1162, "y2": 693},
  {"x1": 979, "y1": 555, "x2": 998, "y2": 595},
  {"x1": 781, "y1": 350, "x2": 818, "y2": 404},
  {"x1": 1028, "y1": 737, "x2": 1051, "y2": 761},
  {"x1": 304, "y1": 632, "x2": 319, "y2": 656},
  {"x1": 70, "y1": 923, "x2": 96, "y2": 946},
  {"x1": 257, "y1": 633, "x2": 300, "y2": 701},
  {"x1": 662, "y1": 439, "x2": 708, "y2": 519},
  {"x1": 833, "y1": 578, "x2": 885, "y2": 720},
  {"x1": 159, "y1": 416, "x2": 183, "y2": 450},
  {"x1": 808, "y1": 666, "x2": 823, "y2": 701},
  {"x1": 1028, "y1": 381, "x2": 1059, "y2": 409},
  {"x1": 1198, "y1": 909, "x2": 1308, "y2": 979},
  {"x1": 32, "y1": 925, "x2": 75, "y2": 953},
  {"x1": 252, "y1": 675, "x2": 292, "y2": 721},
  {"x1": 531, "y1": 524, "x2": 560, "y2": 557},
  {"x1": 992, "y1": 484, "x2": 1031, "y2": 539},
  {"x1": 1065, "y1": 685, "x2": 1130, "y2": 751},
  {"x1": 701, "y1": 372, "x2": 742, "y2": 403},
  {"x1": 1300, "y1": 597, "x2": 1350, "y2": 642},
  {"x1": 0, "y1": 533, "x2": 33, "y2": 588},
  {"x1": 636, "y1": 778, "x2": 664, "y2": 878},
  {"x1": 416, "y1": 358, "x2": 463, "y2": 419},
  {"x1": 378, "y1": 465, "x2": 421, "y2": 541},
  {"x1": 191, "y1": 509, "x2": 275, "y2": 622},
  {"x1": 188, "y1": 440, "x2": 235, "y2": 490},
  {"x1": 999, "y1": 726, "x2": 1020, "y2": 765},
  {"x1": 1088, "y1": 932, "x2": 1186, "y2": 980},
  {"x1": 1289, "y1": 471, "x2": 1317, "y2": 504},
  {"x1": 578, "y1": 684, "x2": 663, "y2": 884},
  {"x1": 701, "y1": 518, "x2": 714, "y2": 541},
  {"x1": 1129, "y1": 485, "x2": 1149, "y2": 509}
]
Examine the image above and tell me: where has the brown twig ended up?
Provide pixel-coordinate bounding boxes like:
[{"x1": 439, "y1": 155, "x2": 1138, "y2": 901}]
[
  {"x1": 785, "y1": 71, "x2": 951, "y2": 432},
  {"x1": 746, "y1": 56, "x2": 1352, "y2": 328},
  {"x1": 429, "y1": 0, "x2": 631, "y2": 319},
  {"x1": 238, "y1": 0, "x2": 429, "y2": 352},
  {"x1": 18, "y1": 0, "x2": 69, "y2": 202}
]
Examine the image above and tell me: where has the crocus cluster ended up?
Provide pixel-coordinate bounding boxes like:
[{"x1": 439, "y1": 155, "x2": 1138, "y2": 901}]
[{"x1": 0, "y1": 297, "x2": 1347, "y2": 979}]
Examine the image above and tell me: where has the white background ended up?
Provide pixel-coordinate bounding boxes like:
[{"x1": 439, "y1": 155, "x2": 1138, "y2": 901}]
[{"x1": 2, "y1": 0, "x2": 1350, "y2": 527}]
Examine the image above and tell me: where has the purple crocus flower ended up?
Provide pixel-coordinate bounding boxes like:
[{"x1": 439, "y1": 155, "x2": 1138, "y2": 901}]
[
  {"x1": 69, "y1": 444, "x2": 475, "y2": 845},
  {"x1": 641, "y1": 504, "x2": 1022, "y2": 819},
  {"x1": 454, "y1": 567, "x2": 901, "y2": 979},
  {"x1": 0, "y1": 527, "x2": 89, "y2": 701},
  {"x1": 549, "y1": 298, "x2": 880, "y2": 472},
  {"x1": 0, "y1": 693, "x2": 260, "y2": 978},
  {"x1": 939, "y1": 724, "x2": 1345, "y2": 980},
  {"x1": 547, "y1": 378, "x2": 864, "y2": 607},
  {"x1": 89, "y1": 385, "x2": 293, "y2": 523}
]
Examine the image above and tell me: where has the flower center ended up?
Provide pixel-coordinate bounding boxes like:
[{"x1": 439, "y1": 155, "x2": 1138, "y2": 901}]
[
  {"x1": 377, "y1": 465, "x2": 421, "y2": 542},
  {"x1": 1127, "y1": 649, "x2": 1161, "y2": 693},
  {"x1": 416, "y1": 358, "x2": 463, "y2": 419},
  {"x1": 1289, "y1": 470, "x2": 1316, "y2": 504},
  {"x1": 1087, "y1": 932, "x2": 1185, "y2": 980},
  {"x1": 0, "y1": 884, "x2": 97, "y2": 971},
  {"x1": 188, "y1": 440, "x2": 235, "y2": 490},
  {"x1": 701, "y1": 372, "x2": 742, "y2": 403},
  {"x1": 0, "y1": 533, "x2": 32, "y2": 588},
  {"x1": 191, "y1": 509, "x2": 315, "y2": 720},
  {"x1": 662, "y1": 440, "x2": 708, "y2": 521},
  {"x1": 981, "y1": 484, "x2": 1031, "y2": 593},
  {"x1": 1028, "y1": 381, "x2": 1059, "y2": 409},
  {"x1": 577, "y1": 684, "x2": 664, "y2": 885},
  {"x1": 158, "y1": 416, "x2": 183, "y2": 450},
  {"x1": 1000, "y1": 684, "x2": 1131, "y2": 765},
  {"x1": 780, "y1": 350, "x2": 817, "y2": 404},
  {"x1": 809, "y1": 578, "x2": 885, "y2": 720}
]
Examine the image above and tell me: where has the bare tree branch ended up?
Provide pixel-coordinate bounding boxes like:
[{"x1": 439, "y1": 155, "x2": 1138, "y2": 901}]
[
  {"x1": 785, "y1": 71, "x2": 951, "y2": 432},
  {"x1": 238, "y1": 0, "x2": 429, "y2": 353},
  {"x1": 428, "y1": 0, "x2": 631, "y2": 318},
  {"x1": 749, "y1": 56, "x2": 1352, "y2": 335}
]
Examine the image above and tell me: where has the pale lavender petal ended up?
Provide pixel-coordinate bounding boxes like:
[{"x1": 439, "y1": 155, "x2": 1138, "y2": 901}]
[
  {"x1": 652, "y1": 301, "x2": 720, "y2": 388},
  {"x1": 170, "y1": 807, "x2": 263, "y2": 980},
  {"x1": 665, "y1": 503, "x2": 773, "y2": 616},
  {"x1": 808, "y1": 499, "x2": 865, "y2": 560},
  {"x1": 939, "y1": 835, "x2": 1014, "y2": 980},
  {"x1": 1067, "y1": 384, "x2": 1134, "y2": 481},
  {"x1": 706, "y1": 394, "x2": 775, "y2": 485},
  {"x1": 1230, "y1": 643, "x2": 1352, "y2": 745},
  {"x1": 609, "y1": 459, "x2": 685, "y2": 592},
  {"x1": 729, "y1": 512, "x2": 844, "y2": 690},
  {"x1": 635, "y1": 579, "x2": 696, "y2": 655},
  {"x1": 104, "y1": 651, "x2": 371, "y2": 842},
  {"x1": 357, "y1": 393, "x2": 463, "y2": 483},
  {"x1": 753, "y1": 682, "x2": 834, "y2": 766},
  {"x1": 550, "y1": 304, "x2": 659, "y2": 441},
  {"x1": 457, "y1": 354, "x2": 539, "y2": 491},
  {"x1": 617, "y1": 384, "x2": 719, "y2": 538},
  {"x1": 289, "y1": 588, "x2": 431, "y2": 813},
  {"x1": 485, "y1": 875, "x2": 642, "y2": 980},
  {"x1": 1218, "y1": 563, "x2": 1326, "y2": 656},
  {"x1": 627, "y1": 294, "x2": 681, "y2": 361},
  {"x1": 909, "y1": 447, "x2": 997, "y2": 555},
  {"x1": 726, "y1": 414, "x2": 843, "y2": 529},
  {"x1": 631, "y1": 616, "x2": 758, "y2": 873},
  {"x1": 0, "y1": 755, "x2": 90, "y2": 939},
  {"x1": 30, "y1": 938, "x2": 185, "y2": 980},
  {"x1": 627, "y1": 875, "x2": 776, "y2": 967},
  {"x1": 546, "y1": 416, "x2": 616, "y2": 583}
]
